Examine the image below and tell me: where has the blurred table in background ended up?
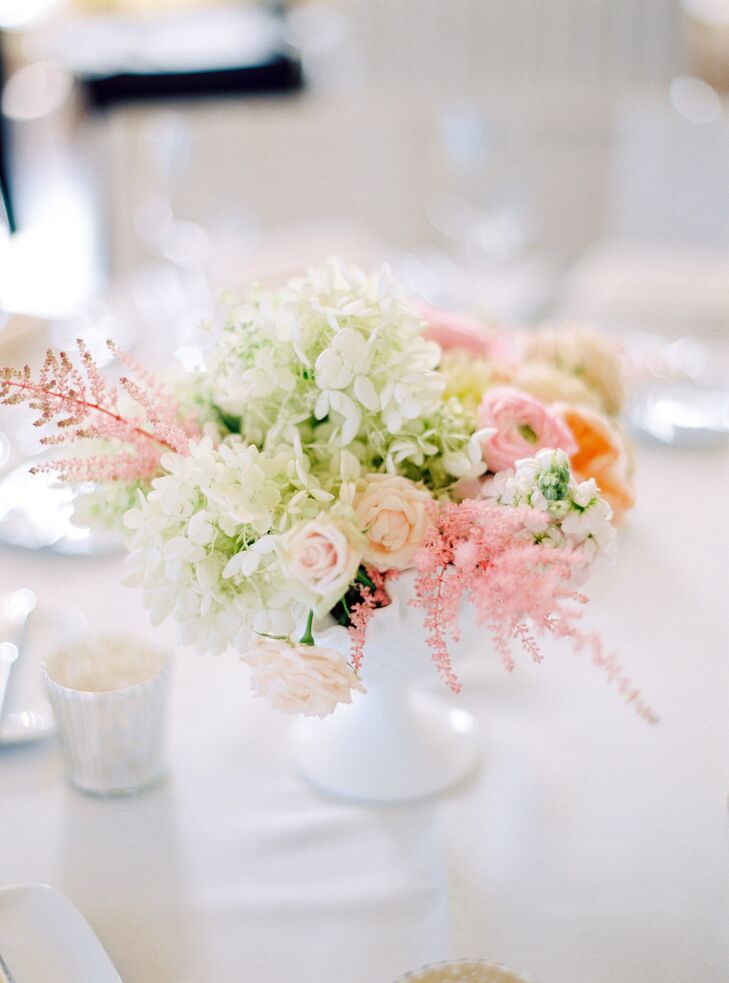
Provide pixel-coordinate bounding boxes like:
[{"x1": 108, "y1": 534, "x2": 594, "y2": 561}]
[
  {"x1": 5, "y1": 0, "x2": 722, "y2": 323},
  {"x1": 684, "y1": 0, "x2": 729, "y2": 92},
  {"x1": 54, "y1": 5, "x2": 302, "y2": 109}
]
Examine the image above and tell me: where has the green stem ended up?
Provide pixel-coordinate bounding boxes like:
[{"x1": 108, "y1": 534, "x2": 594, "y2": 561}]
[
  {"x1": 341, "y1": 595, "x2": 351, "y2": 617},
  {"x1": 299, "y1": 610, "x2": 315, "y2": 646},
  {"x1": 356, "y1": 567, "x2": 375, "y2": 590}
]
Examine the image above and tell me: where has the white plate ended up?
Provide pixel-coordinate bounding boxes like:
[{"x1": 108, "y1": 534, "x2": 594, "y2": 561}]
[
  {"x1": 0, "y1": 708, "x2": 54, "y2": 746},
  {"x1": 0, "y1": 601, "x2": 87, "y2": 747},
  {"x1": 0, "y1": 884, "x2": 122, "y2": 983}
]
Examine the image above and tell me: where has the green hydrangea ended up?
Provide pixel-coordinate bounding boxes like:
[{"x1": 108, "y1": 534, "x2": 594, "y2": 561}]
[{"x1": 206, "y1": 259, "x2": 482, "y2": 493}]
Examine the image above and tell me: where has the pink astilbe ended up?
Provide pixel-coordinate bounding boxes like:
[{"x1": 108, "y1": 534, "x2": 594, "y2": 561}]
[
  {"x1": 347, "y1": 568, "x2": 391, "y2": 671},
  {"x1": 412, "y1": 499, "x2": 657, "y2": 721},
  {"x1": 551, "y1": 622, "x2": 658, "y2": 723},
  {"x1": 0, "y1": 339, "x2": 199, "y2": 482}
]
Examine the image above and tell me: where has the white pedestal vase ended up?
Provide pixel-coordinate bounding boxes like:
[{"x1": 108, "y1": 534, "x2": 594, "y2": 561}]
[{"x1": 292, "y1": 571, "x2": 479, "y2": 804}]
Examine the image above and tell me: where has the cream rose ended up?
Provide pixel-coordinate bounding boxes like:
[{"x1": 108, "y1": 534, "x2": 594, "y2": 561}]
[
  {"x1": 241, "y1": 637, "x2": 365, "y2": 717},
  {"x1": 522, "y1": 326, "x2": 625, "y2": 415},
  {"x1": 354, "y1": 474, "x2": 434, "y2": 571},
  {"x1": 509, "y1": 361, "x2": 604, "y2": 411},
  {"x1": 278, "y1": 517, "x2": 361, "y2": 617}
]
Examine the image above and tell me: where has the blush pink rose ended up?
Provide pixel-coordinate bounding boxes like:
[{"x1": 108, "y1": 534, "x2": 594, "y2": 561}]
[
  {"x1": 477, "y1": 386, "x2": 577, "y2": 472},
  {"x1": 354, "y1": 474, "x2": 434, "y2": 572},
  {"x1": 279, "y1": 517, "x2": 361, "y2": 617},
  {"x1": 420, "y1": 305, "x2": 512, "y2": 361}
]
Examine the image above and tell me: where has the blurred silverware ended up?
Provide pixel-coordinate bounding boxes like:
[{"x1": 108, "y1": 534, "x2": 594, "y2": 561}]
[
  {"x1": 0, "y1": 949, "x2": 17, "y2": 983},
  {"x1": 628, "y1": 381, "x2": 729, "y2": 448}
]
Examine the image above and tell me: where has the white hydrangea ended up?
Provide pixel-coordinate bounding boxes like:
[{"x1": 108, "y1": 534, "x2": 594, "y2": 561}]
[
  {"x1": 72, "y1": 481, "x2": 145, "y2": 535},
  {"x1": 206, "y1": 258, "x2": 473, "y2": 491},
  {"x1": 122, "y1": 436, "x2": 331, "y2": 654},
  {"x1": 487, "y1": 448, "x2": 616, "y2": 562}
]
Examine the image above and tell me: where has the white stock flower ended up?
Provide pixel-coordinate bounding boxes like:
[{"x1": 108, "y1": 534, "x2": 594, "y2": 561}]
[{"x1": 487, "y1": 447, "x2": 616, "y2": 562}]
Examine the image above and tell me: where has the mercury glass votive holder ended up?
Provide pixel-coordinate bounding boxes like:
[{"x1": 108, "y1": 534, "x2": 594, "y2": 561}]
[
  {"x1": 395, "y1": 962, "x2": 533, "y2": 983},
  {"x1": 44, "y1": 638, "x2": 172, "y2": 797}
]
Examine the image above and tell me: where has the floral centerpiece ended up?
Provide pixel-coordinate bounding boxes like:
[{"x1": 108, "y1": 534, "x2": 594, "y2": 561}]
[{"x1": 1, "y1": 260, "x2": 654, "y2": 738}]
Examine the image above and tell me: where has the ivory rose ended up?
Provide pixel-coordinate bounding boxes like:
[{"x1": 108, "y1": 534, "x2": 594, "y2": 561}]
[
  {"x1": 278, "y1": 517, "x2": 361, "y2": 617},
  {"x1": 477, "y1": 387, "x2": 577, "y2": 473},
  {"x1": 554, "y1": 404, "x2": 635, "y2": 521},
  {"x1": 241, "y1": 638, "x2": 365, "y2": 717},
  {"x1": 354, "y1": 474, "x2": 434, "y2": 571}
]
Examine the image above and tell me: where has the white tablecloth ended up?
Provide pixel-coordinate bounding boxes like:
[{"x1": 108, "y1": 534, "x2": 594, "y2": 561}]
[{"x1": 1, "y1": 442, "x2": 727, "y2": 983}]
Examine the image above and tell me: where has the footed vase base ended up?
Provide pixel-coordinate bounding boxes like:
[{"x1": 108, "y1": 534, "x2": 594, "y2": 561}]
[{"x1": 292, "y1": 690, "x2": 479, "y2": 804}]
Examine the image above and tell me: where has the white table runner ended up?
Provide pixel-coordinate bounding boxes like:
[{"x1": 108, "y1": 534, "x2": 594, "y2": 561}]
[{"x1": 1, "y1": 442, "x2": 727, "y2": 983}]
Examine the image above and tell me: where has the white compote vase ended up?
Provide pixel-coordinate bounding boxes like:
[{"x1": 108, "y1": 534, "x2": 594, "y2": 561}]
[{"x1": 292, "y1": 571, "x2": 479, "y2": 803}]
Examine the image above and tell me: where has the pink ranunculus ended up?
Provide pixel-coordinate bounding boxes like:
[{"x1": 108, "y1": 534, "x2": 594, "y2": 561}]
[
  {"x1": 477, "y1": 386, "x2": 577, "y2": 472},
  {"x1": 241, "y1": 637, "x2": 366, "y2": 717},
  {"x1": 420, "y1": 305, "x2": 512, "y2": 360}
]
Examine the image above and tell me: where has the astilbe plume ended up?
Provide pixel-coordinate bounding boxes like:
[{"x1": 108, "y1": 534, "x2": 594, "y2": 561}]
[
  {"x1": 412, "y1": 499, "x2": 657, "y2": 722},
  {"x1": 347, "y1": 568, "x2": 391, "y2": 671},
  {"x1": 0, "y1": 339, "x2": 199, "y2": 482}
]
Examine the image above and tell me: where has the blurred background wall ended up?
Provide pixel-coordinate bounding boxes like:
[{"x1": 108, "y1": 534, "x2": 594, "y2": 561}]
[{"x1": 1, "y1": 0, "x2": 728, "y2": 328}]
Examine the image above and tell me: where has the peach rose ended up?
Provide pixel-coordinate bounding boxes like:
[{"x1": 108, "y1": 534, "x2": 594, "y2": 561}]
[
  {"x1": 241, "y1": 637, "x2": 365, "y2": 717},
  {"x1": 354, "y1": 474, "x2": 434, "y2": 571},
  {"x1": 555, "y1": 403, "x2": 635, "y2": 522},
  {"x1": 477, "y1": 387, "x2": 577, "y2": 472},
  {"x1": 523, "y1": 327, "x2": 625, "y2": 415},
  {"x1": 279, "y1": 517, "x2": 361, "y2": 616}
]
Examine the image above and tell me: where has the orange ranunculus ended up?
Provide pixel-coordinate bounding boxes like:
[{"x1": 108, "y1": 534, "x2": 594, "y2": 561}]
[{"x1": 555, "y1": 404, "x2": 636, "y2": 522}]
